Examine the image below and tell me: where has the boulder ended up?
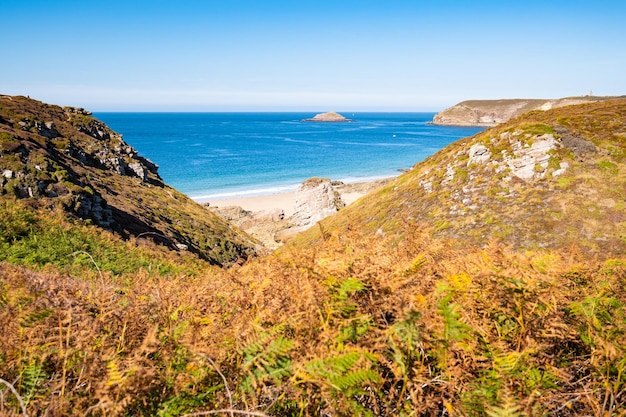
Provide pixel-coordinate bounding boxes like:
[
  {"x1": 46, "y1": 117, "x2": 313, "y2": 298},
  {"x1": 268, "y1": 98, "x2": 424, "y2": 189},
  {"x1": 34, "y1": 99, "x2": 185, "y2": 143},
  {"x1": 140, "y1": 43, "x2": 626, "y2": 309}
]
[{"x1": 289, "y1": 177, "x2": 343, "y2": 229}]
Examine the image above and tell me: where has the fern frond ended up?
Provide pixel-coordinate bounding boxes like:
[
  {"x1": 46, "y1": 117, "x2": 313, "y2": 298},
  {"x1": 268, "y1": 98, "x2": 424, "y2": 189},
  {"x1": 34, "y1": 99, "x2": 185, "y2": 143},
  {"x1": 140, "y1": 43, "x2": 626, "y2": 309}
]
[
  {"x1": 305, "y1": 351, "x2": 380, "y2": 396},
  {"x1": 330, "y1": 369, "x2": 381, "y2": 392},
  {"x1": 493, "y1": 352, "x2": 522, "y2": 374},
  {"x1": 485, "y1": 401, "x2": 522, "y2": 417},
  {"x1": 106, "y1": 358, "x2": 124, "y2": 387},
  {"x1": 240, "y1": 329, "x2": 294, "y2": 392},
  {"x1": 337, "y1": 278, "x2": 366, "y2": 298},
  {"x1": 19, "y1": 360, "x2": 46, "y2": 403}
]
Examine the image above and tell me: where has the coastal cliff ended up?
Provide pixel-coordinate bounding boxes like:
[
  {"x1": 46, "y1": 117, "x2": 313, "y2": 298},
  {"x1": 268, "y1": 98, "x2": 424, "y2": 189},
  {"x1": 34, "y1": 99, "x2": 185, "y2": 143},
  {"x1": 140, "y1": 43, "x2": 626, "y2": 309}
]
[{"x1": 432, "y1": 96, "x2": 619, "y2": 126}]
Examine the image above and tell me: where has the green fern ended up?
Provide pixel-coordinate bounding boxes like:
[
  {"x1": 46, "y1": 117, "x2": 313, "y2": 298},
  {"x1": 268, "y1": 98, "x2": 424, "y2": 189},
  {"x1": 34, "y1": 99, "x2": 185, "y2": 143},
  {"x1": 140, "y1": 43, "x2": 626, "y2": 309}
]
[
  {"x1": 332, "y1": 368, "x2": 380, "y2": 392},
  {"x1": 338, "y1": 316, "x2": 371, "y2": 343},
  {"x1": 434, "y1": 284, "x2": 472, "y2": 373},
  {"x1": 388, "y1": 310, "x2": 422, "y2": 378},
  {"x1": 304, "y1": 351, "x2": 380, "y2": 417},
  {"x1": 19, "y1": 360, "x2": 47, "y2": 405},
  {"x1": 438, "y1": 295, "x2": 472, "y2": 344},
  {"x1": 485, "y1": 396, "x2": 523, "y2": 417},
  {"x1": 324, "y1": 277, "x2": 367, "y2": 321},
  {"x1": 305, "y1": 351, "x2": 380, "y2": 395},
  {"x1": 240, "y1": 329, "x2": 293, "y2": 392}
]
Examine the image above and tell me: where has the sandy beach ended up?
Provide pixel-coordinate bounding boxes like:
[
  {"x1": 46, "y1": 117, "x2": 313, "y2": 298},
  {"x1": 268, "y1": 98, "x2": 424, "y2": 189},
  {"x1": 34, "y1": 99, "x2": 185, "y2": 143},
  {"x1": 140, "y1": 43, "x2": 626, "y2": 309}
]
[
  {"x1": 203, "y1": 178, "x2": 395, "y2": 249},
  {"x1": 208, "y1": 192, "x2": 299, "y2": 217},
  {"x1": 205, "y1": 178, "x2": 393, "y2": 217},
  {"x1": 207, "y1": 189, "x2": 367, "y2": 218}
]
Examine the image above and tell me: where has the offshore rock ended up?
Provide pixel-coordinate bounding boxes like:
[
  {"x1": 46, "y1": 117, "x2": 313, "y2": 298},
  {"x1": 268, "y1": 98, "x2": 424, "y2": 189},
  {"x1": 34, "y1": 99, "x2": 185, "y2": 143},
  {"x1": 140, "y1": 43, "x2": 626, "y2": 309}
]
[{"x1": 302, "y1": 111, "x2": 351, "y2": 122}]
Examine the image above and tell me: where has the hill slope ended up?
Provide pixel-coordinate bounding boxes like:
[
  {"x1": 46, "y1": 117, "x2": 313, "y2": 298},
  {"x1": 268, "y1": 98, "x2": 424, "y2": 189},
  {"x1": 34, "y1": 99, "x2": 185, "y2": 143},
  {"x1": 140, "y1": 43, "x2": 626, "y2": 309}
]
[
  {"x1": 297, "y1": 98, "x2": 626, "y2": 256},
  {"x1": 0, "y1": 94, "x2": 257, "y2": 265}
]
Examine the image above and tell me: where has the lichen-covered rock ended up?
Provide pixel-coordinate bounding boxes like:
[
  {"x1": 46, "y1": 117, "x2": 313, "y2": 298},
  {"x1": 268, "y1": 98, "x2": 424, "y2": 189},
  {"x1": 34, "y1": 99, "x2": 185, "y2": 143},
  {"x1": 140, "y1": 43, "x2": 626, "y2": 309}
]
[
  {"x1": 505, "y1": 134, "x2": 558, "y2": 180},
  {"x1": 468, "y1": 144, "x2": 491, "y2": 165}
]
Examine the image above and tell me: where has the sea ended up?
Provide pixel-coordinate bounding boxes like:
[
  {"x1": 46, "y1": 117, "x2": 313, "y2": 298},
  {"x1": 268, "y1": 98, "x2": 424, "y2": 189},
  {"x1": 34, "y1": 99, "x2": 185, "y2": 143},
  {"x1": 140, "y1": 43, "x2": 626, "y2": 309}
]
[{"x1": 95, "y1": 112, "x2": 484, "y2": 202}]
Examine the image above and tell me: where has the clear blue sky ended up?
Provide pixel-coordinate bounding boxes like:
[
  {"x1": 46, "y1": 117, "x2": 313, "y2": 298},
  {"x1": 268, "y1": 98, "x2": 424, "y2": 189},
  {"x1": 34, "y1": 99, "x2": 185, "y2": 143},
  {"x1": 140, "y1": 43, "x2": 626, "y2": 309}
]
[{"x1": 2, "y1": 0, "x2": 625, "y2": 111}]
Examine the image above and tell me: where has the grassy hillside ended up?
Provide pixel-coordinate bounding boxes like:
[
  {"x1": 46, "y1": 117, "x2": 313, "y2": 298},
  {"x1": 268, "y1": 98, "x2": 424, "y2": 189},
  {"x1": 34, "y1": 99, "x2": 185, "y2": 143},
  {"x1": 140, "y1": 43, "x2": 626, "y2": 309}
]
[
  {"x1": 0, "y1": 95, "x2": 257, "y2": 265},
  {"x1": 1, "y1": 99, "x2": 625, "y2": 416},
  {"x1": 300, "y1": 99, "x2": 626, "y2": 256}
]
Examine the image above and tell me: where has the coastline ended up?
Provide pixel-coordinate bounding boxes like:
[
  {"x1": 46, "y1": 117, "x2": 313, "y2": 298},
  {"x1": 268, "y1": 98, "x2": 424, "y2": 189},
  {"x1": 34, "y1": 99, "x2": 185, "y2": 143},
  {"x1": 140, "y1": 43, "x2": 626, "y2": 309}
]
[
  {"x1": 203, "y1": 177, "x2": 395, "y2": 249},
  {"x1": 207, "y1": 191, "x2": 299, "y2": 217},
  {"x1": 199, "y1": 177, "x2": 396, "y2": 215}
]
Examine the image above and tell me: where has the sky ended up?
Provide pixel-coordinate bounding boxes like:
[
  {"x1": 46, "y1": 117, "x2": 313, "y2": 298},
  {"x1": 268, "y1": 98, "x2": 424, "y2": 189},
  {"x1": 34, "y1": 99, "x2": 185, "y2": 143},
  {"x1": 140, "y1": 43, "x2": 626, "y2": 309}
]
[{"x1": 1, "y1": 0, "x2": 625, "y2": 112}]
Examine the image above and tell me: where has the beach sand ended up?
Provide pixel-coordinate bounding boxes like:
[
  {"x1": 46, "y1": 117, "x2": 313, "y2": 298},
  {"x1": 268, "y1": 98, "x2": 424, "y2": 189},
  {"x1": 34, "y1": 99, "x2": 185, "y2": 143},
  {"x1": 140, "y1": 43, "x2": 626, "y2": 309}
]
[
  {"x1": 208, "y1": 192, "x2": 299, "y2": 217},
  {"x1": 205, "y1": 178, "x2": 393, "y2": 217},
  {"x1": 204, "y1": 177, "x2": 395, "y2": 249}
]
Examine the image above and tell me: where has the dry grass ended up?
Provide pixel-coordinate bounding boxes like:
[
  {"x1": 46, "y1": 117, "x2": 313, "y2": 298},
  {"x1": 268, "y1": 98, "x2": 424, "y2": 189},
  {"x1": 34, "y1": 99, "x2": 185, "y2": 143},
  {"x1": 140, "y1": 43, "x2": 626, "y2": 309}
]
[{"x1": 1, "y1": 223, "x2": 625, "y2": 415}]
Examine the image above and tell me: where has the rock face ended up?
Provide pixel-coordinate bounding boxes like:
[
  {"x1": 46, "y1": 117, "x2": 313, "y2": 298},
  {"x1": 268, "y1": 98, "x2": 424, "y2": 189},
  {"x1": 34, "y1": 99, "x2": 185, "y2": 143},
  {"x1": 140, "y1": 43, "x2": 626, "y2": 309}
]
[
  {"x1": 432, "y1": 96, "x2": 619, "y2": 127},
  {"x1": 464, "y1": 132, "x2": 564, "y2": 182},
  {"x1": 290, "y1": 177, "x2": 344, "y2": 229},
  {"x1": 302, "y1": 112, "x2": 351, "y2": 122}
]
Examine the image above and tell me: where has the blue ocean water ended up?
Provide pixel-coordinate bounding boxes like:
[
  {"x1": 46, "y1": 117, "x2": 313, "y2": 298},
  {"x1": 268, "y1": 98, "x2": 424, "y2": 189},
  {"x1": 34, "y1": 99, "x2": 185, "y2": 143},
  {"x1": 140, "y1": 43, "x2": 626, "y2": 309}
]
[{"x1": 95, "y1": 112, "x2": 484, "y2": 202}]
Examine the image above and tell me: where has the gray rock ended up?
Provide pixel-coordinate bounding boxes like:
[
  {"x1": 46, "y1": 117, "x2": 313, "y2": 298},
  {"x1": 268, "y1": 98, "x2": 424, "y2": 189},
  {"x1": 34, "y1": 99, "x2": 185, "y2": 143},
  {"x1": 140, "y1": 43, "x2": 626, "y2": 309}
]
[
  {"x1": 302, "y1": 112, "x2": 352, "y2": 122},
  {"x1": 38, "y1": 121, "x2": 60, "y2": 138},
  {"x1": 127, "y1": 162, "x2": 147, "y2": 180},
  {"x1": 468, "y1": 144, "x2": 491, "y2": 165},
  {"x1": 506, "y1": 134, "x2": 557, "y2": 180},
  {"x1": 290, "y1": 177, "x2": 343, "y2": 228}
]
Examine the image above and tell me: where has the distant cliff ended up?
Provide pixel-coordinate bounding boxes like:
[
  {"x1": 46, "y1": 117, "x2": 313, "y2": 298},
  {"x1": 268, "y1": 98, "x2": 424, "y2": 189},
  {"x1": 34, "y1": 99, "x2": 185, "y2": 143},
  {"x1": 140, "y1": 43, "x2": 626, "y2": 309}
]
[{"x1": 432, "y1": 96, "x2": 619, "y2": 127}]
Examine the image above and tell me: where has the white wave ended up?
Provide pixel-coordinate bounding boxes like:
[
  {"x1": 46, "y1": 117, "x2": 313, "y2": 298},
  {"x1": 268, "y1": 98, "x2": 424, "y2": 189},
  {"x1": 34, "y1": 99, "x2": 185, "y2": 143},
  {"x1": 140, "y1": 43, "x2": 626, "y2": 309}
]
[{"x1": 190, "y1": 183, "x2": 300, "y2": 202}]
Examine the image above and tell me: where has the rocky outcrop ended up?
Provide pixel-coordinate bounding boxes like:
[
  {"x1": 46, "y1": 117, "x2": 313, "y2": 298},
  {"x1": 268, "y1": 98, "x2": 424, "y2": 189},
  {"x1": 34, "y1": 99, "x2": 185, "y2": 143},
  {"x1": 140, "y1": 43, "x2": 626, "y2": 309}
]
[
  {"x1": 209, "y1": 177, "x2": 346, "y2": 250},
  {"x1": 432, "y1": 96, "x2": 619, "y2": 127},
  {"x1": 302, "y1": 112, "x2": 351, "y2": 122},
  {"x1": 65, "y1": 110, "x2": 160, "y2": 180},
  {"x1": 464, "y1": 132, "x2": 564, "y2": 181},
  {"x1": 290, "y1": 177, "x2": 344, "y2": 229}
]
